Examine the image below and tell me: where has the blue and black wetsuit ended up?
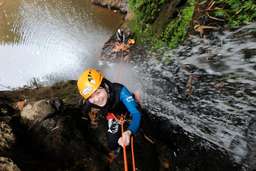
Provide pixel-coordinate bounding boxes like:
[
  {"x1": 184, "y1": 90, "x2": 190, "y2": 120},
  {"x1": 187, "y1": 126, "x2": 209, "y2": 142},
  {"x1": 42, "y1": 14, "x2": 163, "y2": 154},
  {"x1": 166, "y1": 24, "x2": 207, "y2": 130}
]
[{"x1": 82, "y1": 78, "x2": 142, "y2": 150}]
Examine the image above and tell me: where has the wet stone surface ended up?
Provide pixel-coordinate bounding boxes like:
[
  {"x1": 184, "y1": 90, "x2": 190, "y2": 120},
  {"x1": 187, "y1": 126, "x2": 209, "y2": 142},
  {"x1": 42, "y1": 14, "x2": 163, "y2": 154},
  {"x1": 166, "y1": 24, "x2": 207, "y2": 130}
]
[
  {"x1": 0, "y1": 157, "x2": 21, "y2": 171},
  {"x1": 0, "y1": 121, "x2": 16, "y2": 155}
]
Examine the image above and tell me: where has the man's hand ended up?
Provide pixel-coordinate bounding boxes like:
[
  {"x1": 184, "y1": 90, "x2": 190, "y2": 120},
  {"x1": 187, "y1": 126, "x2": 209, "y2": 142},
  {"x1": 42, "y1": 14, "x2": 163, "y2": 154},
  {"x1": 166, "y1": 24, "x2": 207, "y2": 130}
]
[{"x1": 118, "y1": 130, "x2": 132, "y2": 147}]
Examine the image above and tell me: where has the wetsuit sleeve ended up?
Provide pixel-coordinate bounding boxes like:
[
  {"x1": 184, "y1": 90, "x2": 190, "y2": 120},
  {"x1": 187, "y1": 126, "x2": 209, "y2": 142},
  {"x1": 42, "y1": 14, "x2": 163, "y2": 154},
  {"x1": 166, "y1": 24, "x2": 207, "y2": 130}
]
[{"x1": 119, "y1": 86, "x2": 141, "y2": 134}]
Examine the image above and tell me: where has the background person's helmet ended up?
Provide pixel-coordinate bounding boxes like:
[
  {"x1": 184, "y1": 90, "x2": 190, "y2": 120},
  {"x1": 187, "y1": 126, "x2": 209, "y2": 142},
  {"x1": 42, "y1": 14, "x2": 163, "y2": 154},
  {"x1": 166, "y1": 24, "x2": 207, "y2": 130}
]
[{"x1": 77, "y1": 68, "x2": 103, "y2": 100}]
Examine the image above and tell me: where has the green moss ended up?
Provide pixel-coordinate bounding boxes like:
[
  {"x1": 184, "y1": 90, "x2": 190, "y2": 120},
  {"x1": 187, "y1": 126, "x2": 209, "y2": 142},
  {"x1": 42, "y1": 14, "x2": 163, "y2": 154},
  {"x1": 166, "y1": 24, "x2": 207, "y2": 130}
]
[
  {"x1": 128, "y1": 18, "x2": 165, "y2": 50},
  {"x1": 214, "y1": 0, "x2": 256, "y2": 28},
  {"x1": 161, "y1": 0, "x2": 195, "y2": 48},
  {"x1": 128, "y1": 0, "x2": 256, "y2": 51},
  {"x1": 129, "y1": 0, "x2": 167, "y2": 24},
  {"x1": 128, "y1": 0, "x2": 196, "y2": 49}
]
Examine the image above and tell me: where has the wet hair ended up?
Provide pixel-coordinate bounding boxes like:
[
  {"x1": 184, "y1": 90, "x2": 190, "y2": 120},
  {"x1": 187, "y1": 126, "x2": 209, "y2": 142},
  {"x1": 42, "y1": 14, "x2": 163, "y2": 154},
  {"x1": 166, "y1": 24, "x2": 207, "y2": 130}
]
[
  {"x1": 99, "y1": 78, "x2": 114, "y2": 107},
  {"x1": 100, "y1": 78, "x2": 111, "y2": 94}
]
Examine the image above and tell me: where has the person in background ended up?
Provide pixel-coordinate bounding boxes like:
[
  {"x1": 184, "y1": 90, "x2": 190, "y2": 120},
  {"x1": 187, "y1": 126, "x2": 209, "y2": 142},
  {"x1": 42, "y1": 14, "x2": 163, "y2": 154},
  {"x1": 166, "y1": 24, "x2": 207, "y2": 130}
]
[
  {"x1": 116, "y1": 28, "x2": 126, "y2": 43},
  {"x1": 77, "y1": 68, "x2": 142, "y2": 160}
]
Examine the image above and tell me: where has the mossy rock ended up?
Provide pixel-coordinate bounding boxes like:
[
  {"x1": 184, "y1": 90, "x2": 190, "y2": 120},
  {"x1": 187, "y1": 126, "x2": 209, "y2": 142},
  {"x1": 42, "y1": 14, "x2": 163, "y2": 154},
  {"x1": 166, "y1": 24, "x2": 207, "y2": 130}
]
[
  {"x1": 128, "y1": 0, "x2": 196, "y2": 49},
  {"x1": 0, "y1": 122, "x2": 15, "y2": 155}
]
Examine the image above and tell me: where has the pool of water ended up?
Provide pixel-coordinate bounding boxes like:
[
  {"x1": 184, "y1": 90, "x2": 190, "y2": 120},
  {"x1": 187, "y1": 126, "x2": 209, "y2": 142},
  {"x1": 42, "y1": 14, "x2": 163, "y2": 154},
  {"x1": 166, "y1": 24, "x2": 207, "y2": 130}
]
[{"x1": 0, "y1": 0, "x2": 123, "y2": 90}]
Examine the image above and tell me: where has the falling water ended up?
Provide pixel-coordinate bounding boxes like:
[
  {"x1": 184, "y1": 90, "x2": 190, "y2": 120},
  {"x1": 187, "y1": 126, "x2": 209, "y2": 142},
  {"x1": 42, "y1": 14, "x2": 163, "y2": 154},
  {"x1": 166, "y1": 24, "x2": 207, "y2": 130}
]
[{"x1": 0, "y1": 0, "x2": 123, "y2": 90}]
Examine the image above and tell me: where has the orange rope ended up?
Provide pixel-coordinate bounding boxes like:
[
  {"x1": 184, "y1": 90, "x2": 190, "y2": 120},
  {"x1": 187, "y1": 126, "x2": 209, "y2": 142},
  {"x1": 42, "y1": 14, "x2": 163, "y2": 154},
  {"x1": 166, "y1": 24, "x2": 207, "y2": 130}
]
[
  {"x1": 108, "y1": 112, "x2": 136, "y2": 171},
  {"x1": 131, "y1": 136, "x2": 136, "y2": 171},
  {"x1": 107, "y1": 39, "x2": 137, "y2": 170},
  {"x1": 120, "y1": 117, "x2": 128, "y2": 171}
]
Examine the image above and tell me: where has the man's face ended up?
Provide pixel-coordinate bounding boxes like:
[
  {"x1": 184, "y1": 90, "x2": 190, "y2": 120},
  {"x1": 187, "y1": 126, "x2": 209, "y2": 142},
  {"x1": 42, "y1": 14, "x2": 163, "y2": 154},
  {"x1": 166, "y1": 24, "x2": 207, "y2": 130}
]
[{"x1": 88, "y1": 87, "x2": 108, "y2": 107}]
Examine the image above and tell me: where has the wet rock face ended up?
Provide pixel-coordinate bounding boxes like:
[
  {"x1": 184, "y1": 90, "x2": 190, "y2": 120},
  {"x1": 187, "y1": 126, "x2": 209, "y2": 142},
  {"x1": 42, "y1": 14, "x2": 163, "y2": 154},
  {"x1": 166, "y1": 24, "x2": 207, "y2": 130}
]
[
  {"x1": 247, "y1": 118, "x2": 256, "y2": 171},
  {"x1": 0, "y1": 102, "x2": 16, "y2": 152},
  {"x1": 128, "y1": 23, "x2": 256, "y2": 170},
  {"x1": 18, "y1": 98, "x2": 108, "y2": 170},
  {"x1": 0, "y1": 122, "x2": 15, "y2": 155},
  {"x1": 136, "y1": 57, "x2": 251, "y2": 169},
  {"x1": 91, "y1": 0, "x2": 128, "y2": 13},
  {"x1": 0, "y1": 103, "x2": 16, "y2": 122},
  {"x1": 0, "y1": 157, "x2": 20, "y2": 171},
  {"x1": 20, "y1": 100, "x2": 55, "y2": 126}
]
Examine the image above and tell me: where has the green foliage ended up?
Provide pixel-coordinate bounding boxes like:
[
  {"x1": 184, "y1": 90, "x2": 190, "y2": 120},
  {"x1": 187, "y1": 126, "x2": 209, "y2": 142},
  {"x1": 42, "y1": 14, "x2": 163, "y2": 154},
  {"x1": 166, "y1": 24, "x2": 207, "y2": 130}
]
[
  {"x1": 128, "y1": 0, "x2": 167, "y2": 24},
  {"x1": 162, "y1": 0, "x2": 195, "y2": 48},
  {"x1": 128, "y1": 0, "x2": 167, "y2": 49},
  {"x1": 128, "y1": 0, "x2": 256, "y2": 51},
  {"x1": 213, "y1": 8, "x2": 226, "y2": 18},
  {"x1": 128, "y1": 0, "x2": 196, "y2": 49},
  {"x1": 215, "y1": 0, "x2": 256, "y2": 28}
]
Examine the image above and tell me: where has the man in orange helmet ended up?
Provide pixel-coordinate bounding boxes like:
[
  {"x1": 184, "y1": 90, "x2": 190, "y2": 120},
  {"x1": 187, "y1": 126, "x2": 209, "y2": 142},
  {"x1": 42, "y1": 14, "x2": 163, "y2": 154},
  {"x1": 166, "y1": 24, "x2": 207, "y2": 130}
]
[{"x1": 77, "y1": 68, "x2": 142, "y2": 159}]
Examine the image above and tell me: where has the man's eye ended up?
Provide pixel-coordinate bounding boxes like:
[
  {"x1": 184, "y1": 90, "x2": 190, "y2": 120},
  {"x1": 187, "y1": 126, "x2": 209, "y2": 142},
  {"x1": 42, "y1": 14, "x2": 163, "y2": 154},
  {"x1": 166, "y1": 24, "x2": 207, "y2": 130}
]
[{"x1": 98, "y1": 91, "x2": 102, "y2": 95}]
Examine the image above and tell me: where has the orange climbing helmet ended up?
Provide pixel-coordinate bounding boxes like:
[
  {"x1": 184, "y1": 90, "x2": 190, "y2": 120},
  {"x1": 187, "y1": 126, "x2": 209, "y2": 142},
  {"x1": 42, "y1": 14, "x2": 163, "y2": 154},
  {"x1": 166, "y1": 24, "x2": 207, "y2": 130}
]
[{"x1": 77, "y1": 68, "x2": 103, "y2": 100}]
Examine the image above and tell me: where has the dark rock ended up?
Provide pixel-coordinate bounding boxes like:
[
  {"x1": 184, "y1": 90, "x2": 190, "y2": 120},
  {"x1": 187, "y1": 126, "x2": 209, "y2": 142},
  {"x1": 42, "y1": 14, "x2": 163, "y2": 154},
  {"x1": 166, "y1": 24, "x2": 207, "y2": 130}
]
[
  {"x1": 0, "y1": 103, "x2": 16, "y2": 117},
  {"x1": 0, "y1": 121, "x2": 15, "y2": 155},
  {"x1": 17, "y1": 99, "x2": 108, "y2": 170},
  {"x1": 20, "y1": 99, "x2": 56, "y2": 127},
  {"x1": 0, "y1": 157, "x2": 20, "y2": 171},
  {"x1": 242, "y1": 48, "x2": 256, "y2": 60}
]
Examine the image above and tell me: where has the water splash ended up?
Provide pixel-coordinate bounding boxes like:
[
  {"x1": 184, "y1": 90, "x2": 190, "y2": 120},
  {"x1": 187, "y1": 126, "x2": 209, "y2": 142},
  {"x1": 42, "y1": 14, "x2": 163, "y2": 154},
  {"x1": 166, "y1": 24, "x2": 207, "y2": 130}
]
[
  {"x1": 0, "y1": 0, "x2": 123, "y2": 90},
  {"x1": 132, "y1": 23, "x2": 256, "y2": 168}
]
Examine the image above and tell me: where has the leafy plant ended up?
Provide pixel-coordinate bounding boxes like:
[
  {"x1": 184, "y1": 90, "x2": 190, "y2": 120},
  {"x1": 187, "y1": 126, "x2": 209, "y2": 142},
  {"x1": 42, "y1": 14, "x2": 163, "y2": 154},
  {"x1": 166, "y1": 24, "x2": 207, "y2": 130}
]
[
  {"x1": 162, "y1": 0, "x2": 195, "y2": 48},
  {"x1": 215, "y1": 0, "x2": 256, "y2": 28},
  {"x1": 129, "y1": 0, "x2": 167, "y2": 24}
]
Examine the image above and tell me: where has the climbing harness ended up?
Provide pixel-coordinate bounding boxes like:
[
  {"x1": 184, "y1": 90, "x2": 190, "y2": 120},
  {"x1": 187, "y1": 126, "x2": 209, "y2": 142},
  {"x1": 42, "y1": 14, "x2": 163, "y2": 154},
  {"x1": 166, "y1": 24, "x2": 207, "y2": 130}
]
[{"x1": 107, "y1": 112, "x2": 136, "y2": 171}]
